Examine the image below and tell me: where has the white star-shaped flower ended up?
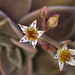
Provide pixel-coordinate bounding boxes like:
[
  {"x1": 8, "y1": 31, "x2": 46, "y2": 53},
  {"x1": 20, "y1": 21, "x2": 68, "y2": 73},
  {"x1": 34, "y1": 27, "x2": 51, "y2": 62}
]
[
  {"x1": 18, "y1": 20, "x2": 44, "y2": 48},
  {"x1": 54, "y1": 44, "x2": 75, "y2": 71}
]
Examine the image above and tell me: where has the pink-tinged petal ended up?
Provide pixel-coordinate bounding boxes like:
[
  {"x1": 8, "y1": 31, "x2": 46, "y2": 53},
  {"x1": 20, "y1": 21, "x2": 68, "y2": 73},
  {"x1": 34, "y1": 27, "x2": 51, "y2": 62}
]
[
  {"x1": 19, "y1": 35, "x2": 29, "y2": 43},
  {"x1": 54, "y1": 53, "x2": 59, "y2": 59},
  {"x1": 32, "y1": 40, "x2": 38, "y2": 48},
  {"x1": 18, "y1": 24, "x2": 28, "y2": 33},
  {"x1": 37, "y1": 31, "x2": 44, "y2": 38},
  {"x1": 69, "y1": 49, "x2": 75, "y2": 55},
  {"x1": 58, "y1": 61, "x2": 64, "y2": 71},
  {"x1": 67, "y1": 58, "x2": 75, "y2": 66},
  {"x1": 30, "y1": 20, "x2": 37, "y2": 29}
]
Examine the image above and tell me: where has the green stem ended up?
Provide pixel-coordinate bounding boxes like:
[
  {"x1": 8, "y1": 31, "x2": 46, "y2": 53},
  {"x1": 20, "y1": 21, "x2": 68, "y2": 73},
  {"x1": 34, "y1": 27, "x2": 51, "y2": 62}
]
[{"x1": 40, "y1": 34, "x2": 61, "y2": 49}]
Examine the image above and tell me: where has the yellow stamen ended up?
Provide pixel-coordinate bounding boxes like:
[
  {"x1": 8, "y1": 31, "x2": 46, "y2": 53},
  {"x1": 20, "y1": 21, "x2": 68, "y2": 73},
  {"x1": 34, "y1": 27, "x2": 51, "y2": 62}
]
[
  {"x1": 26, "y1": 28, "x2": 38, "y2": 41},
  {"x1": 59, "y1": 50, "x2": 71, "y2": 62}
]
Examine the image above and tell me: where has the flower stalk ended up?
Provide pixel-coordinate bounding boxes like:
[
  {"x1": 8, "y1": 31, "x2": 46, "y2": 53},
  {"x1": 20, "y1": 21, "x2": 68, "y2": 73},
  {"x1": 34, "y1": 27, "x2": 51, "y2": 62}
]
[{"x1": 39, "y1": 34, "x2": 61, "y2": 49}]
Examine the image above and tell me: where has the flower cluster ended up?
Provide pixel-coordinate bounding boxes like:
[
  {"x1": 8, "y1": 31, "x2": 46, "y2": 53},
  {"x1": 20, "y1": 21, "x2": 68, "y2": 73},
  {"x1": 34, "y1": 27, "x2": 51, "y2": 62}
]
[{"x1": 18, "y1": 6, "x2": 75, "y2": 71}]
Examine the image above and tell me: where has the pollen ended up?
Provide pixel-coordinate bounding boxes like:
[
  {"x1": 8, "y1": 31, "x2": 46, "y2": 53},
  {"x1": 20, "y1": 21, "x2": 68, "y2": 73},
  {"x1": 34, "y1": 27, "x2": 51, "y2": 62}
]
[
  {"x1": 26, "y1": 27, "x2": 38, "y2": 41},
  {"x1": 59, "y1": 50, "x2": 71, "y2": 62}
]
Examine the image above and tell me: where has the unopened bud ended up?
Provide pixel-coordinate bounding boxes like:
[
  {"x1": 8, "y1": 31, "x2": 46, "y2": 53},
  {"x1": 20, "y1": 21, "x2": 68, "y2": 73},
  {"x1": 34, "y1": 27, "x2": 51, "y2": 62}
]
[
  {"x1": 40, "y1": 6, "x2": 49, "y2": 18},
  {"x1": 47, "y1": 14, "x2": 60, "y2": 29}
]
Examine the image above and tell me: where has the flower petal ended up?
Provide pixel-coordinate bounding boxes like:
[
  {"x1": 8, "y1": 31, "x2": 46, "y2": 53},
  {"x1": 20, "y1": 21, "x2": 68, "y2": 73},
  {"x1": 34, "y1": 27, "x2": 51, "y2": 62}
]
[
  {"x1": 54, "y1": 53, "x2": 59, "y2": 59},
  {"x1": 67, "y1": 57, "x2": 75, "y2": 66},
  {"x1": 37, "y1": 31, "x2": 44, "y2": 38},
  {"x1": 32, "y1": 40, "x2": 38, "y2": 48},
  {"x1": 69, "y1": 49, "x2": 75, "y2": 55},
  {"x1": 18, "y1": 24, "x2": 28, "y2": 33},
  {"x1": 19, "y1": 35, "x2": 29, "y2": 43},
  {"x1": 58, "y1": 61, "x2": 64, "y2": 71},
  {"x1": 62, "y1": 44, "x2": 67, "y2": 51},
  {"x1": 30, "y1": 20, "x2": 37, "y2": 29}
]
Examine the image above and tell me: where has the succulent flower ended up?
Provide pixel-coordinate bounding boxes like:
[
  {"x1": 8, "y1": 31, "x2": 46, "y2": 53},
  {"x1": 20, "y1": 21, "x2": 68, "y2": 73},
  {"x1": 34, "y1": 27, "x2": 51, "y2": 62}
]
[
  {"x1": 54, "y1": 44, "x2": 75, "y2": 71},
  {"x1": 19, "y1": 20, "x2": 44, "y2": 48}
]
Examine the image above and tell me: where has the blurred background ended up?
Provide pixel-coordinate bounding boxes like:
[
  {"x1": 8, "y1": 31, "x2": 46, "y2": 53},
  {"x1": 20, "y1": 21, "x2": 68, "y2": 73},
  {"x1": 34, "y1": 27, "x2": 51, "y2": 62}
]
[{"x1": 0, "y1": 0, "x2": 75, "y2": 75}]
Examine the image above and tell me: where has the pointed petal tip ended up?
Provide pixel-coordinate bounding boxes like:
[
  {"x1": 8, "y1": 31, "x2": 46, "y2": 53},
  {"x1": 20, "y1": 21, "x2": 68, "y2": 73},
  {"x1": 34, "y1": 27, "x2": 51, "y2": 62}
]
[
  {"x1": 33, "y1": 46, "x2": 36, "y2": 48},
  {"x1": 38, "y1": 31, "x2": 45, "y2": 38},
  {"x1": 59, "y1": 61, "x2": 64, "y2": 71},
  {"x1": 19, "y1": 41, "x2": 21, "y2": 43},
  {"x1": 32, "y1": 40, "x2": 38, "y2": 49},
  {"x1": 32, "y1": 19, "x2": 37, "y2": 24},
  {"x1": 54, "y1": 56, "x2": 57, "y2": 59},
  {"x1": 18, "y1": 24, "x2": 21, "y2": 26},
  {"x1": 54, "y1": 56, "x2": 56, "y2": 59},
  {"x1": 34, "y1": 19, "x2": 37, "y2": 22},
  {"x1": 30, "y1": 20, "x2": 37, "y2": 29},
  {"x1": 32, "y1": 44, "x2": 36, "y2": 48},
  {"x1": 34, "y1": 20, "x2": 37, "y2": 24},
  {"x1": 59, "y1": 68, "x2": 62, "y2": 71},
  {"x1": 43, "y1": 31, "x2": 45, "y2": 33}
]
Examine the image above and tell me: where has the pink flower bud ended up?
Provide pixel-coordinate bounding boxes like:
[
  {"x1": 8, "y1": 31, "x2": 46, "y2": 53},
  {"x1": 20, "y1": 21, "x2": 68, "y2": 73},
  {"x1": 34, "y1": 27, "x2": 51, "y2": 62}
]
[
  {"x1": 40, "y1": 6, "x2": 49, "y2": 18},
  {"x1": 47, "y1": 14, "x2": 60, "y2": 29}
]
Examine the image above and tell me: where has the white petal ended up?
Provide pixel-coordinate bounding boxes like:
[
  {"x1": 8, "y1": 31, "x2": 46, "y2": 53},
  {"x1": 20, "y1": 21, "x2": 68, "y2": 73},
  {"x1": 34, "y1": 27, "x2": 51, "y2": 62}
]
[
  {"x1": 19, "y1": 35, "x2": 29, "y2": 43},
  {"x1": 37, "y1": 31, "x2": 44, "y2": 38},
  {"x1": 32, "y1": 40, "x2": 38, "y2": 48},
  {"x1": 62, "y1": 44, "x2": 67, "y2": 51},
  {"x1": 58, "y1": 61, "x2": 64, "y2": 71},
  {"x1": 18, "y1": 24, "x2": 28, "y2": 33},
  {"x1": 67, "y1": 58, "x2": 75, "y2": 66},
  {"x1": 69, "y1": 49, "x2": 75, "y2": 55},
  {"x1": 54, "y1": 53, "x2": 59, "y2": 59},
  {"x1": 30, "y1": 20, "x2": 37, "y2": 29}
]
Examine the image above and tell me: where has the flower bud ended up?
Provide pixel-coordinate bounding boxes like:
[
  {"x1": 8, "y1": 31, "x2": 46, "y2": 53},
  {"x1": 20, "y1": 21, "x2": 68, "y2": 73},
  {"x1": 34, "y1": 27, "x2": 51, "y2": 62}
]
[
  {"x1": 39, "y1": 41, "x2": 49, "y2": 51},
  {"x1": 47, "y1": 14, "x2": 60, "y2": 29},
  {"x1": 40, "y1": 6, "x2": 49, "y2": 18}
]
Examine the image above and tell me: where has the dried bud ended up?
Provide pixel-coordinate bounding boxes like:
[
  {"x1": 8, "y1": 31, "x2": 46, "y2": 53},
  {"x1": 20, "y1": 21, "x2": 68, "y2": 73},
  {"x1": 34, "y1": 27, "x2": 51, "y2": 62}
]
[
  {"x1": 49, "y1": 45, "x2": 56, "y2": 52},
  {"x1": 47, "y1": 14, "x2": 60, "y2": 29},
  {"x1": 40, "y1": 6, "x2": 49, "y2": 18},
  {"x1": 39, "y1": 41, "x2": 56, "y2": 52},
  {"x1": 39, "y1": 41, "x2": 49, "y2": 51}
]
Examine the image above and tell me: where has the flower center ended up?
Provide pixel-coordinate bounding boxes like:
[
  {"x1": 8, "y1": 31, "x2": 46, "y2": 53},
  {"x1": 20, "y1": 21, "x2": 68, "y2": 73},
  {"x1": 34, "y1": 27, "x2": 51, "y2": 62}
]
[
  {"x1": 59, "y1": 50, "x2": 71, "y2": 62},
  {"x1": 26, "y1": 28, "x2": 38, "y2": 41}
]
